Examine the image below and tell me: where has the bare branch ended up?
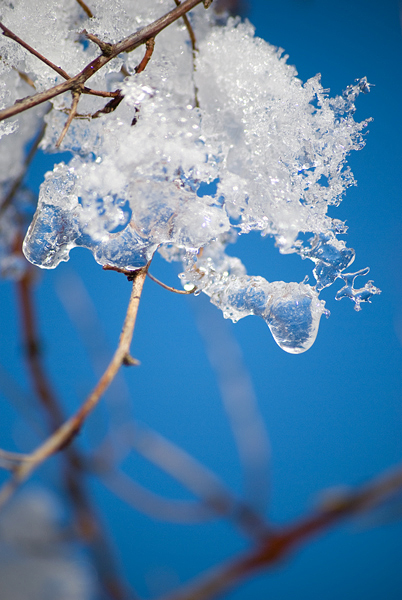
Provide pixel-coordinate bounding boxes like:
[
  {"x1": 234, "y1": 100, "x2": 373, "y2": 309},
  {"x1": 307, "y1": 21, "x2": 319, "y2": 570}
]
[
  {"x1": 0, "y1": 0, "x2": 208, "y2": 122},
  {"x1": 0, "y1": 265, "x2": 148, "y2": 510},
  {"x1": 56, "y1": 90, "x2": 81, "y2": 147},
  {"x1": 159, "y1": 464, "x2": 402, "y2": 600},
  {"x1": 75, "y1": 0, "x2": 94, "y2": 19},
  {"x1": 134, "y1": 37, "x2": 155, "y2": 74},
  {"x1": 147, "y1": 270, "x2": 196, "y2": 294},
  {"x1": 174, "y1": 0, "x2": 198, "y2": 51},
  {"x1": 0, "y1": 21, "x2": 71, "y2": 80}
]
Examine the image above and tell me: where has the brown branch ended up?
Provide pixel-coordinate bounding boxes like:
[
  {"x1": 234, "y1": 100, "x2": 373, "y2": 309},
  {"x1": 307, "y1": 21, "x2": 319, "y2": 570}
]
[
  {"x1": 0, "y1": 0, "x2": 210, "y2": 122},
  {"x1": 174, "y1": 0, "x2": 198, "y2": 51},
  {"x1": 0, "y1": 265, "x2": 148, "y2": 510},
  {"x1": 15, "y1": 264, "x2": 134, "y2": 600},
  {"x1": 75, "y1": 0, "x2": 94, "y2": 19},
  {"x1": 134, "y1": 37, "x2": 155, "y2": 74},
  {"x1": 0, "y1": 21, "x2": 71, "y2": 80},
  {"x1": 159, "y1": 464, "x2": 402, "y2": 600},
  {"x1": 147, "y1": 270, "x2": 196, "y2": 294},
  {"x1": 56, "y1": 90, "x2": 81, "y2": 147},
  {"x1": 173, "y1": 0, "x2": 199, "y2": 106}
]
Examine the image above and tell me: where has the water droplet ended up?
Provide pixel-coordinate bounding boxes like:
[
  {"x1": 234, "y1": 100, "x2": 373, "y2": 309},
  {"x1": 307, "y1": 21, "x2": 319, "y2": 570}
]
[{"x1": 265, "y1": 288, "x2": 326, "y2": 354}]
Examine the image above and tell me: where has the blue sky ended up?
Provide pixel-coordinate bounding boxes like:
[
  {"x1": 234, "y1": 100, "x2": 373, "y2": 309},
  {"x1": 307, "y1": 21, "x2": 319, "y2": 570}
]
[{"x1": 0, "y1": 0, "x2": 401, "y2": 598}]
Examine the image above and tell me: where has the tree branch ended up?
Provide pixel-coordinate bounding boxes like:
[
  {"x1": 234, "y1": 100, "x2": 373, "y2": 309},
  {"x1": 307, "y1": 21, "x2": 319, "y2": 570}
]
[
  {"x1": 159, "y1": 464, "x2": 402, "y2": 600},
  {"x1": 0, "y1": 0, "x2": 211, "y2": 122},
  {"x1": 0, "y1": 265, "x2": 148, "y2": 510}
]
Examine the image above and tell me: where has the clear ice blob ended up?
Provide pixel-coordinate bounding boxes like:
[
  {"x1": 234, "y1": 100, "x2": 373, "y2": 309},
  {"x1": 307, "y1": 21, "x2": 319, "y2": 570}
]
[
  {"x1": 335, "y1": 268, "x2": 381, "y2": 311},
  {"x1": 264, "y1": 283, "x2": 327, "y2": 354}
]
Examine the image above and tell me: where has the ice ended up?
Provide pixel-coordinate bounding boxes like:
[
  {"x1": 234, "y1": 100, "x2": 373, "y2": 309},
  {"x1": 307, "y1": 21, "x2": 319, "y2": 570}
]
[{"x1": 0, "y1": 1, "x2": 380, "y2": 350}]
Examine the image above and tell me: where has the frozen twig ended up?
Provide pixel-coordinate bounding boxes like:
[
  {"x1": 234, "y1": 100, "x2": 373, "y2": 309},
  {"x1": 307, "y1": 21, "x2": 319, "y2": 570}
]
[
  {"x1": 147, "y1": 270, "x2": 196, "y2": 294},
  {"x1": 56, "y1": 90, "x2": 80, "y2": 147},
  {"x1": 174, "y1": 0, "x2": 199, "y2": 106},
  {"x1": 158, "y1": 464, "x2": 402, "y2": 600},
  {"x1": 0, "y1": 21, "x2": 70, "y2": 80},
  {"x1": 0, "y1": 265, "x2": 148, "y2": 510},
  {"x1": 0, "y1": 0, "x2": 211, "y2": 122}
]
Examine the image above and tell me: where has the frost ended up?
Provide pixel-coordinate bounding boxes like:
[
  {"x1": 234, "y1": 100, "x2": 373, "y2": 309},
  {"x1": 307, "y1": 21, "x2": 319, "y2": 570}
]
[{"x1": 0, "y1": 1, "x2": 380, "y2": 351}]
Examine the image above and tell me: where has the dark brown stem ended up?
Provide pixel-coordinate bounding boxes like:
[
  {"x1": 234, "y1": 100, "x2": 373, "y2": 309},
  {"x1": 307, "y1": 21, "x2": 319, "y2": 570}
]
[
  {"x1": 0, "y1": 0, "x2": 210, "y2": 122},
  {"x1": 173, "y1": 0, "x2": 199, "y2": 106}
]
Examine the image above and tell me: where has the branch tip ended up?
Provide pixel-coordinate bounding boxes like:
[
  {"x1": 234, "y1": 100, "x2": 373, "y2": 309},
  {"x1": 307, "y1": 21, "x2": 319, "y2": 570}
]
[{"x1": 123, "y1": 354, "x2": 140, "y2": 367}]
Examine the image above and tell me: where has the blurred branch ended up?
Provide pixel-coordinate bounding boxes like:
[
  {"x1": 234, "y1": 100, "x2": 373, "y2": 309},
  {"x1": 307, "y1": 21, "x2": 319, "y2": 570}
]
[
  {"x1": 0, "y1": 114, "x2": 49, "y2": 217},
  {"x1": 98, "y1": 423, "x2": 269, "y2": 536},
  {"x1": 195, "y1": 298, "x2": 271, "y2": 516},
  {"x1": 14, "y1": 264, "x2": 139, "y2": 600},
  {"x1": 75, "y1": 0, "x2": 93, "y2": 18},
  {"x1": 159, "y1": 464, "x2": 402, "y2": 600},
  {"x1": 0, "y1": 265, "x2": 148, "y2": 509}
]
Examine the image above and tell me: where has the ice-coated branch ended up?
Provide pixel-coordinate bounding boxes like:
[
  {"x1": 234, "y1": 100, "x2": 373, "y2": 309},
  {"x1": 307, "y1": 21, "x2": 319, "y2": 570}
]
[
  {"x1": 0, "y1": 0, "x2": 212, "y2": 122},
  {"x1": 0, "y1": 265, "x2": 148, "y2": 510},
  {"x1": 159, "y1": 464, "x2": 402, "y2": 600}
]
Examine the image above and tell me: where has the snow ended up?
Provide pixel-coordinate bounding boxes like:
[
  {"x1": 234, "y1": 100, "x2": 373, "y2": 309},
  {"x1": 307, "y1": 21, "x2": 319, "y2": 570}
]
[{"x1": 0, "y1": 0, "x2": 380, "y2": 351}]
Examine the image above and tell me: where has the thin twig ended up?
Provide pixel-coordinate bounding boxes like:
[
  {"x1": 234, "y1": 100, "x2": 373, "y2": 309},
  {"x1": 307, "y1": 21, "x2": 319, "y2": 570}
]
[
  {"x1": 0, "y1": 21, "x2": 71, "y2": 80},
  {"x1": 0, "y1": 0, "x2": 210, "y2": 122},
  {"x1": 15, "y1": 264, "x2": 133, "y2": 600},
  {"x1": 159, "y1": 464, "x2": 402, "y2": 600},
  {"x1": 135, "y1": 37, "x2": 155, "y2": 74},
  {"x1": 174, "y1": 0, "x2": 198, "y2": 51},
  {"x1": 0, "y1": 265, "x2": 148, "y2": 510},
  {"x1": 174, "y1": 0, "x2": 199, "y2": 106},
  {"x1": 56, "y1": 90, "x2": 81, "y2": 147},
  {"x1": 147, "y1": 271, "x2": 196, "y2": 294},
  {"x1": 75, "y1": 0, "x2": 94, "y2": 19}
]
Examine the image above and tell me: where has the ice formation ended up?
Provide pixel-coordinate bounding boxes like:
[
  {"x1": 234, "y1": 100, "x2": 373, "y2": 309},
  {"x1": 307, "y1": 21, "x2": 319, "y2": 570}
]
[{"x1": 0, "y1": 0, "x2": 380, "y2": 352}]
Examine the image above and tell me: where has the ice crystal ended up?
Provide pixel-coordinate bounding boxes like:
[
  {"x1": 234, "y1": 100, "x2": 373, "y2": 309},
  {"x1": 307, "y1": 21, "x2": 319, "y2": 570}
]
[{"x1": 0, "y1": 0, "x2": 380, "y2": 351}]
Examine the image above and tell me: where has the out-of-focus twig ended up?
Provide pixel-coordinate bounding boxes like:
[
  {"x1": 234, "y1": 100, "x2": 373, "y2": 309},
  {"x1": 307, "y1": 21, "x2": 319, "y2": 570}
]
[
  {"x1": 195, "y1": 298, "x2": 271, "y2": 517},
  {"x1": 15, "y1": 264, "x2": 137, "y2": 600},
  {"x1": 158, "y1": 464, "x2": 402, "y2": 600},
  {"x1": 0, "y1": 114, "x2": 49, "y2": 217},
  {"x1": 0, "y1": 265, "x2": 148, "y2": 510},
  {"x1": 75, "y1": 0, "x2": 93, "y2": 18}
]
